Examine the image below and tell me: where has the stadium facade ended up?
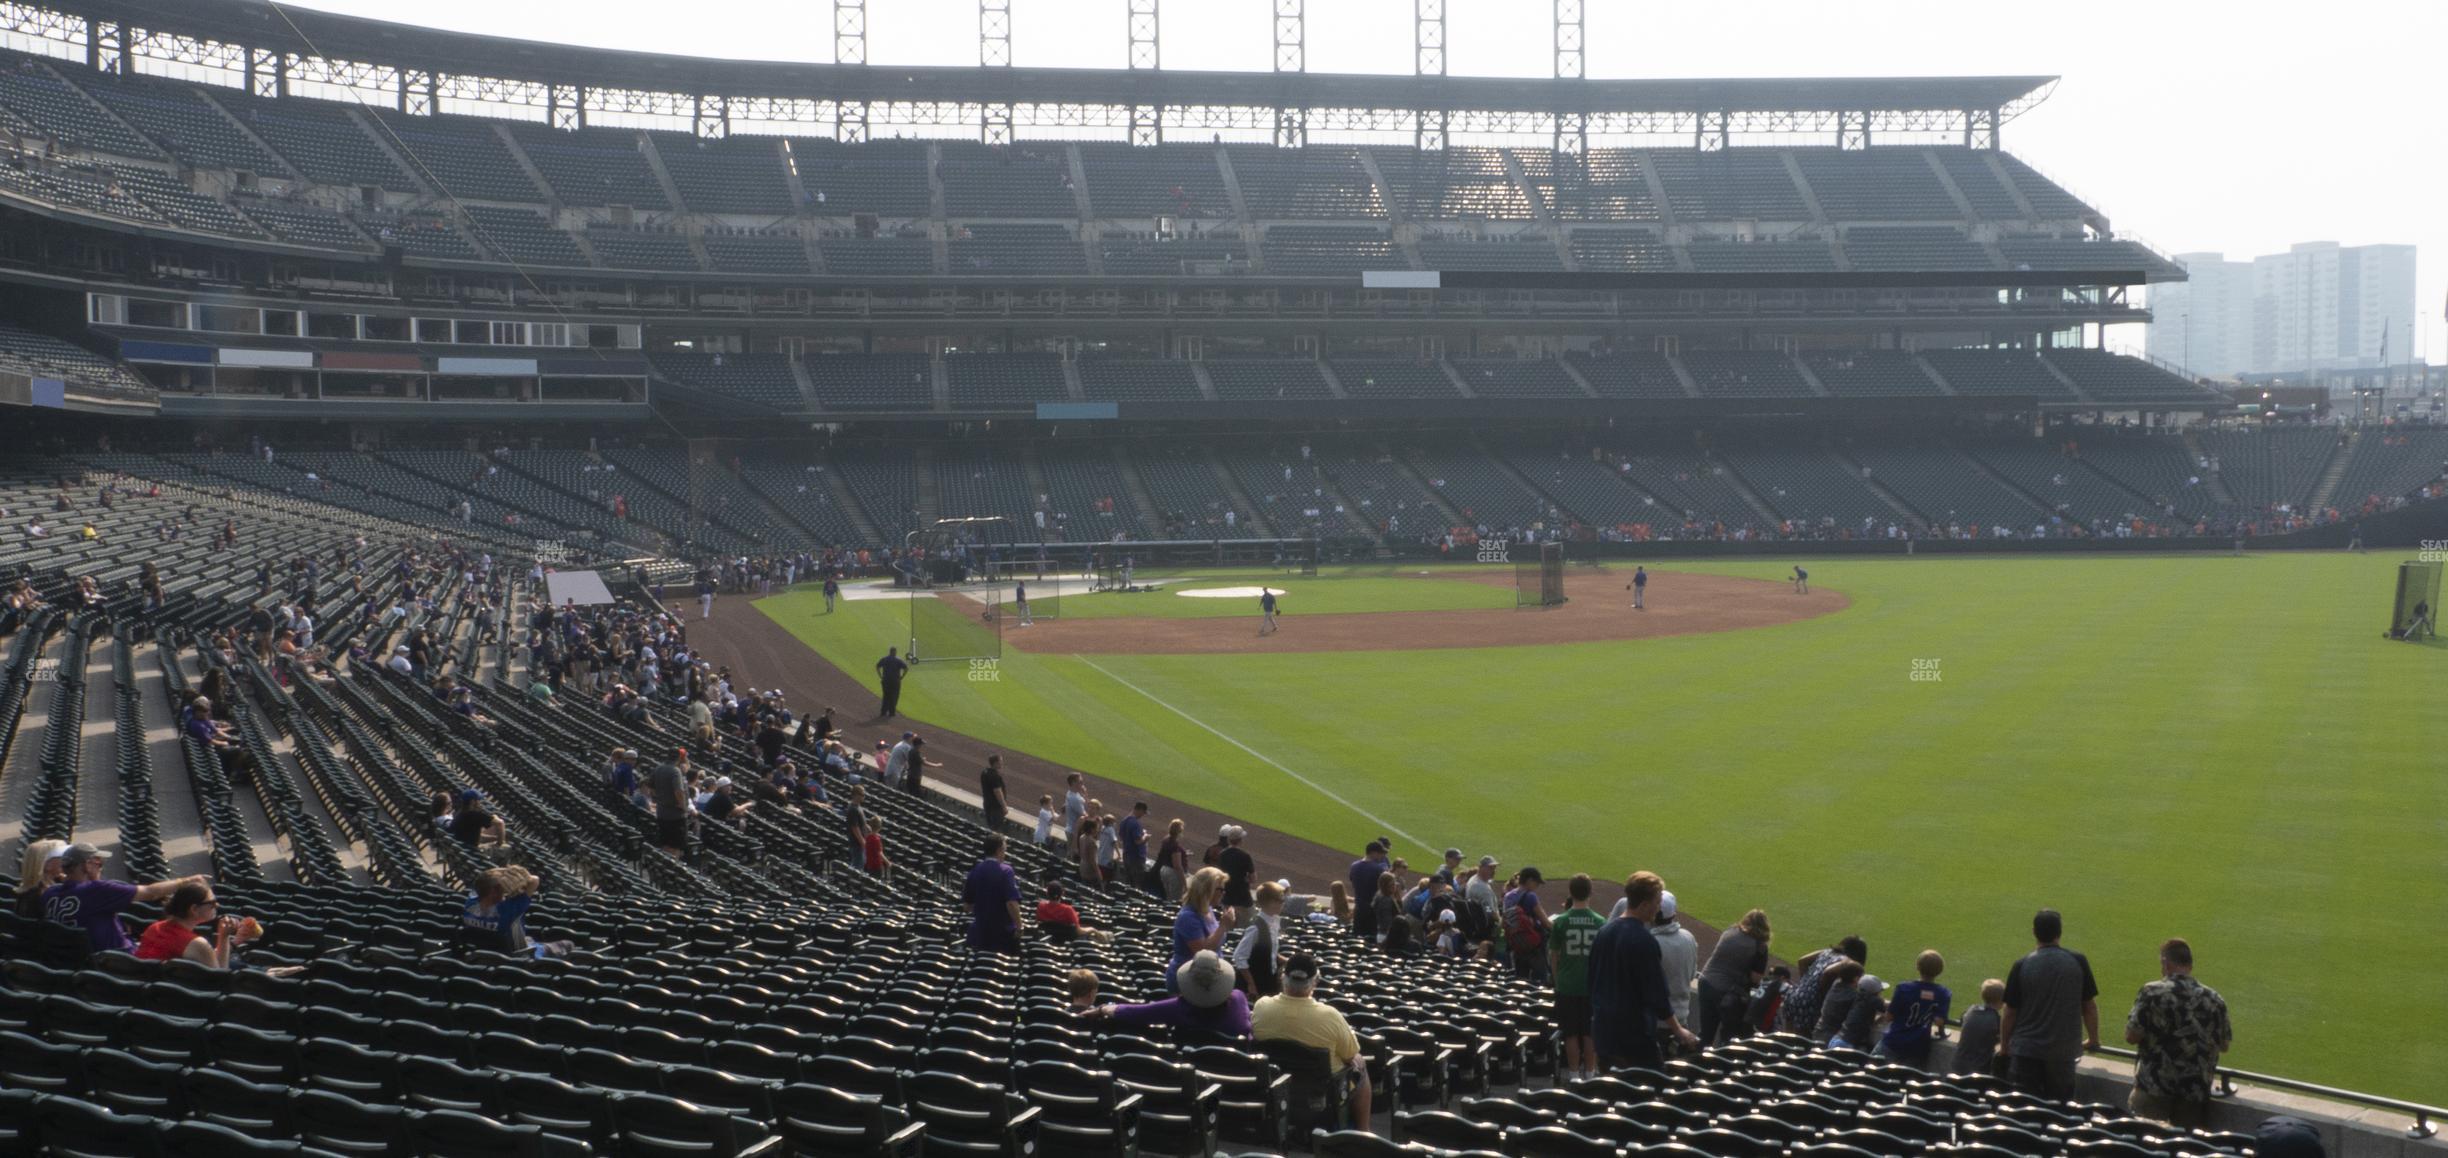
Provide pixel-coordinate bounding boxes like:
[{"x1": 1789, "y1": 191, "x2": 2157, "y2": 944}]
[{"x1": 0, "y1": 0, "x2": 2440, "y2": 557}]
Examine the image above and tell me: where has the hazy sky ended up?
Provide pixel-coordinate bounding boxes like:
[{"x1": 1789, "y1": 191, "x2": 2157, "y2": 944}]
[{"x1": 282, "y1": 0, "x2": 2445, "y2": 361}]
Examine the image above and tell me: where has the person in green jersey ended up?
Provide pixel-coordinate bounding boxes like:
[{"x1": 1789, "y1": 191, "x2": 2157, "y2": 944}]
[{"x1": 1549, "y1": 873, "x2": 1609, "y2": 1083}]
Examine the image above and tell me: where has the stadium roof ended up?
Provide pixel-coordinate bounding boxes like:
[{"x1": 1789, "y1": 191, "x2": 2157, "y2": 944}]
[{"x1": 54, "y1": 0, "x2": 2054, "y2": 117}]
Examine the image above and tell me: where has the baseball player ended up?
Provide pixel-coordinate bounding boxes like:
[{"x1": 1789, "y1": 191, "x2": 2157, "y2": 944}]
[
  {"x1": 1258, "y1": 588, "x2": 1279, "y2": 636},
  {"x1": 1014, "y1": 579, "x2": 1033, "y2": 627},
  {"x1": 1791, "y1": 565, "x2": 1809, "y2": 595},
  {"x1": 1626, "y1": 566, "x2": 1647, "y2": 610}
]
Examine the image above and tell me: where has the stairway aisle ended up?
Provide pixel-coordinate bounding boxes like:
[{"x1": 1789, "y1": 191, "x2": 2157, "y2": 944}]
[
  {"x1": 132, "y1": 638, "x2": 214, "y2": 880},
  {"x1": 2306, "y1": 429, "x2": 2361, "y2": 513},
  {"x1": 68, "y1": 631, "x2": 119, "y2": 855}
]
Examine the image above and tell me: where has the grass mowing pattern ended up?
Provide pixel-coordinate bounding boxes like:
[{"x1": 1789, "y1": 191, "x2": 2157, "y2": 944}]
[{"x1": 761, "y1": 554, "x2": 2448, "y2": 1101}]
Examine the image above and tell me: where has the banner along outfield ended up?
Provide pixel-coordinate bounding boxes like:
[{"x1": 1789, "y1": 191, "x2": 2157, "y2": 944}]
[{"x1": 748, "y1": 554, "x2": 2447, "y2": 1102}]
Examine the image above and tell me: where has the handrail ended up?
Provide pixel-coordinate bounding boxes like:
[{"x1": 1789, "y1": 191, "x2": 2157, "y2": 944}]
[{"x1": 1937, "y1": 1016, "x2": 2441, "y2": 1138}]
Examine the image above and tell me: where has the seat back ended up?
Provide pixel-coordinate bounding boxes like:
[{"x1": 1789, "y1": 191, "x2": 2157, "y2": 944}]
[
  {"x1": 805, "y1": 1054, "x2": 905, "y2": 1105},
  {"x1": 1393, "y1": 1110, "x2": 1503, "y2": 1152},
  {"x1": 1256, "y1": 1037, "x2": 1343, "y2": 1132},
  {"x1": 35, "y1": 1094, "x2": 161, "y2": 1156},
  {"x1": 502, "y1": 1073, "x2": 615, "y2": 1152},
  {"x1": 612, "y1": 1091, "x2": 758, "y2": 1157},
  {"x1": 292, "y1": 1088, "x2": 410, "y2": 1155}
]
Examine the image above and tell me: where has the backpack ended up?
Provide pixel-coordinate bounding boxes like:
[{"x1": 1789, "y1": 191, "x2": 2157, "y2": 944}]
[
  {"x1": 1503, "y1": 890, "x2": 1544, "y2": 955},
  {"x1": 1453, "y1": 897, "x2": 1493, "y2": 944}
]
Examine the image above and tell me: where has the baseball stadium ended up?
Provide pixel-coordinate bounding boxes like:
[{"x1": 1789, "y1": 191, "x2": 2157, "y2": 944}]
[{"x1": 0, "y1": 0, "x2": 2440, "y2": 1154}]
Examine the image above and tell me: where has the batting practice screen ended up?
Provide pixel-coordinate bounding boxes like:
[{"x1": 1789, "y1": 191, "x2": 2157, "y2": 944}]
[
  {"x1": 2390, "y1": 560, "x2": 2441, "y2": 640},
  {"x1": 1515, "y1": 541, "x2": 1566, "y2": 609}
]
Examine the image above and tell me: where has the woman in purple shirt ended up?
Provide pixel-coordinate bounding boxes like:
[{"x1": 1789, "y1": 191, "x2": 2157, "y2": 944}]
[{"x1": 1170, "y1": 867, "x2": 1228, "y2": 991}]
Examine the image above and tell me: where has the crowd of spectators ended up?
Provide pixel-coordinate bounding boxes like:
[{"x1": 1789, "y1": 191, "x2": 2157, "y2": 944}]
[{"x1": 951, "y1": 795, "x2": 2246, "y2": 1136}]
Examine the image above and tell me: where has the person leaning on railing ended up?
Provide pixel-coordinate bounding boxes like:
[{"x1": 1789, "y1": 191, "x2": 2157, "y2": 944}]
[{"x1": 2124, "y1": 937, "x2": 2231, "y2": 1130}]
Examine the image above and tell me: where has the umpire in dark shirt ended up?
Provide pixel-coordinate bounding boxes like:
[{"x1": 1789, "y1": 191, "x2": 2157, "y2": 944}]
[
  {"x1": 875, "y1": 647, "x2": 908, "y2": 718},
  {"x1": 1590, "y1": 871, "x2": 1699, "y2": 1068}
]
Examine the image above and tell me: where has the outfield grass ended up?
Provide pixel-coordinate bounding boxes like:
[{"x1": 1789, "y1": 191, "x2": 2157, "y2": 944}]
[{"x1": 761, "y1": 554, "x2": 2448, "y2": 1101}]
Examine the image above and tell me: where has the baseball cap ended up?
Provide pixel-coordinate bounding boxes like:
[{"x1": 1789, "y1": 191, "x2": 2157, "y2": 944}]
[
  {"x1": 1443, "y1": 847, "x2": 1463, "y2": 860},
  {"x1": 1478, "y1": 855, "x2": 1499, "y2": 868},
  {"x1": 1439, "y1": 909, "x2": 1457, "y2": 924},
  {"x1": 58, "y1": 843, "x2": 109, "y2": 870},
  {"x1": 1858, "y1": 975, "x2": 1885, "y2": 997},
  {"x1": 1518, "y1": 866, "x2": 1544, "y2": 884},
  {"x1": 714, "y1": 776, "x2": 733, "y2": 788},
  {"x1": 1282, "y1": 952, "x2": 1321, "y2": 987},
  {"x1": 455, "y1": 789, "x2": 484, "y2": 806},
  {"x1": 394, "y1": 644, "x2": 410, "y2": 653},
  {"x1": 1655, "y1": 890, "x2": 1679, "y2": 923},
  {"x1": 191, "y1": 696, "x2": 211, "y2": 710},
  {"x1": 2253, "y1": 1117, "x2": 2325, "y2": 1158},
  {"x1": 1364, "y1": 840, "x2": 1385, "y2": 854}
]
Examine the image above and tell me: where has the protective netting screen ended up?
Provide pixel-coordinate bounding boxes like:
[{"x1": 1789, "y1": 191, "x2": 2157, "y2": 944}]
[
  {"x1": 1515, "y1": 541, "x2": 1566, "y2": 609},
  {"x1": 2390, "y1": 560, "x2": 2441, "y2": 640}
]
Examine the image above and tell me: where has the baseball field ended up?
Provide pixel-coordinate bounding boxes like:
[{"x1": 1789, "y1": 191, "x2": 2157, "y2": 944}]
[{"x1": 757, "y1": 553, "x2": 2447, "y2": 1102}]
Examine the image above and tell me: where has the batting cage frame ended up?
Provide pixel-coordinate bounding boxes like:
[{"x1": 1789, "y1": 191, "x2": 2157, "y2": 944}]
[
  {"x1": 976, "y1": 550, "x2": 1068, "y2": 622},
  {"x1": 1515, "y1": 541, "x2": 1567, "y2": 609},
  {"x1": 905, "y1": 516, "x2": 1010, "y2": 663},
  {"x1": 2389, "y1": 559, "x2": 2441, "y2": 642}
]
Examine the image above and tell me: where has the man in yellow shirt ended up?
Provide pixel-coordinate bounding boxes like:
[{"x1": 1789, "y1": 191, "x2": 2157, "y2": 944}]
[{"x1": 1251, "y1": 952, "x2": 1373, "y2": 1132}]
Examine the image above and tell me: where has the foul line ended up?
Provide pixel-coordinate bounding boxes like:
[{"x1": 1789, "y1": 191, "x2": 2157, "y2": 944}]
[{"x1": 1072, "y1": 655, "x2": 1423, "y2": 849}]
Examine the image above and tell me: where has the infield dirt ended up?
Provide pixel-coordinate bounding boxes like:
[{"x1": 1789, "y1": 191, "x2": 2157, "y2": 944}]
[{"x1": 947, "y1": 569, "x2": 1846, "y2": 655}]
